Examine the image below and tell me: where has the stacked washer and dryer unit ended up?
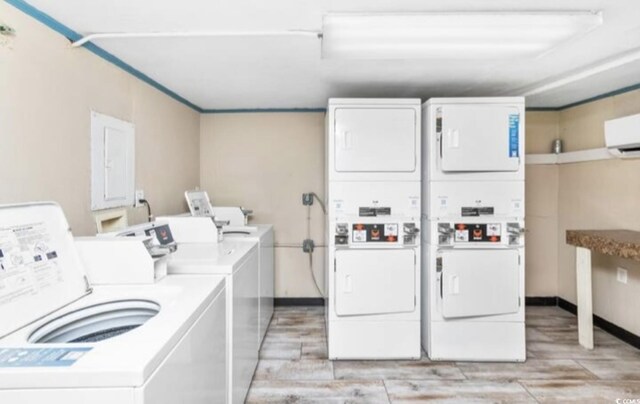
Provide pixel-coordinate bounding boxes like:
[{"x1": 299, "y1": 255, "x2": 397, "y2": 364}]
[
  {"x1": 325, "y1": 99, "x2": 422, "y2": 359},
  {"x1": 421, "y1": 98, "x2": 526, "y2": 362}
]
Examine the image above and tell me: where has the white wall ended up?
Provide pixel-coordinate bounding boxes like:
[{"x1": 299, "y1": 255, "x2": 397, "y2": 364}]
[
  {"x1": 200, "y1": 110, "x2": 558, "y2": 298},
  {"x1": 200, "y1": 113, "x2": 326, "y2": 297},
  {"x1": 0, "y1": 3, "x2": 200, "y2": 235},
  {"x1": 525, "y1": 112, "x2": 560, "y2": 297},
  {"x1": 556, "y1": 89, "x2": 640, "y2": 334}
]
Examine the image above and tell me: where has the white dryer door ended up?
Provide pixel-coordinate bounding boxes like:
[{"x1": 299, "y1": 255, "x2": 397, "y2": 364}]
[
  {"x1": 334, "y1": 108, "x2": 417, "y2": 172},
  {"x1": 335, "y1": 249, "x2": 415, "y2": 316},
  {"x1": 439, "y1": 105, "x2": 521, "y2": 172},
  {"x1": 440, "y1": 248, "x2": 520, "y2": 319}
]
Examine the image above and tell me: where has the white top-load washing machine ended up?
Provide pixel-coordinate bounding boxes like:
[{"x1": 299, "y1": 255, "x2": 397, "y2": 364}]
[
  {"x1": 219, "y1": 225, "x2": 273, "y2": 345},
  {"x1": 325, "y1": 98, "x2": 422, "y2": 360},
  {"x1": 152, "y1": 215, "x2": 260, "y2": 404},
  {"x1": 421, "y1": 97, "x2": 526, "y2": 362},
  {"x1": 183, "y1": 190, "x2": 275, "y2": 345},
  {"x1": 0, "y1": 203, "x2": 227, "y2": 403}
]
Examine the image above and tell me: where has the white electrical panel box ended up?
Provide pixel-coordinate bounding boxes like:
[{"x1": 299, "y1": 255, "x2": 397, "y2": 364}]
[{"x1": 91, "y1": 111, "x2": 135, "y2": 211}]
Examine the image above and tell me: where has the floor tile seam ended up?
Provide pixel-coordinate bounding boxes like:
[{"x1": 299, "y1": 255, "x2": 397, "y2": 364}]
[
  {"x1": 517, "y1": 380, "x2": 543, "y2": 404},
  {"x1": 253, "y1": 376, "x2": 335, "y2": 382},
  {"x1": 332, "y1": 374, "x2": 470, "y2": 381},
  {"x1": 573, "y1": 359, "x2": 604, "y2": 380},
  {"x1": 259, "y1": 358, "x2": 332, "y2": 363},
  {"x1": 381, "y1": 379, "x2": 392, "y2": 404},
  {"x1": 459, "y1": 376, "x2": 594, "y2": 382},
  {"x1": 454, "y1": 362, "x2": 470, "y2": 380}
]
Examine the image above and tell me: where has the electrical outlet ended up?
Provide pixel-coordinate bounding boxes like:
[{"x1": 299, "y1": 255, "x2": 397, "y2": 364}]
[
  {"x1": 617, "y1": 267, "x2": 628, "y2": 284},
  {"x1": 135, "y1": 189, "x2": 145, "y2": 207}
]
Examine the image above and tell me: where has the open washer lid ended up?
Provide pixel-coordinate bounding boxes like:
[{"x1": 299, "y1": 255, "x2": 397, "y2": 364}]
[{"x1": 0, "y1": 203, "x2": 90, "y2": 338}]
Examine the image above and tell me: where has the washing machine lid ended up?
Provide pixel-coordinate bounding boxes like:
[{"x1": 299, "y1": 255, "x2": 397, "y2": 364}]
[
  {"x1": 169, "y1": 241, "x2": 257, "y2": 273},
  {"x1": 223, "y1": 224, "x2": 273, "y2": 239},
  {"x1": 0, "y1": 203, "x2": 89, "y2": 338}
]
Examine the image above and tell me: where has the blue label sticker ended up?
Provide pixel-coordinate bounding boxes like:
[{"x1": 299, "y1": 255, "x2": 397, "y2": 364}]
[
  {"x1": 509, "y1": 114, "x2": 519, "y2": 158},
  {"x1": 0, "y1": 348, "x2": 92, "y2": 368}
]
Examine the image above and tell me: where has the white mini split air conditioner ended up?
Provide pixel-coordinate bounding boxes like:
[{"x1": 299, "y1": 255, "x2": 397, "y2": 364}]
[{"x1": 605, "y1": 113, "x2": 640, "y2": 158}]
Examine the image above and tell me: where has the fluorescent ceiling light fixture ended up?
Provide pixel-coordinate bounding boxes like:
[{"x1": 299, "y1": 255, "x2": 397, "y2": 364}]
[{"x1": 322, "y1": 12, "x2": 603, "y2": 60}]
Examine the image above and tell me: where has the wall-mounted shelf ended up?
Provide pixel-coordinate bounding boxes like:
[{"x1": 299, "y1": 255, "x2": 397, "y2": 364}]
[{"x1": 526, "y1": 148, "x2": 614, "y2": 165}]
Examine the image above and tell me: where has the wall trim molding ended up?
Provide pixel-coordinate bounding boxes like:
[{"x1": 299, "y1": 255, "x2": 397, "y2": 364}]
[
  {"x1": 559, "y1": 82, "x2": 640, "y2": 110},
  {"x1": 557, "y1": 297, "x2": 640, "y2": 350},
  {"x1": 275, "y1": 296, "x2": 640, "y2": 349},
  {"x1": 6, "y1": 0, "x2": 204, "y2": 113},
  {"x1": 525, "y1": 82, "x2": 640, "y2": 112},
  {"x1": 201, "y1": 108, "x2": 327, "y2": 114},
  {"x1": 525, "y1": 296, "x2": 559, "y2": 306},
  {"x1": 275, "y1": 297, "x2": 324, "y2": 307},
  {"x1": 281, "y1": 296, "x2": 560, "y2": 307},
  {"x1": 526, "y1": 107, "x2": 560, "y2": 112}
]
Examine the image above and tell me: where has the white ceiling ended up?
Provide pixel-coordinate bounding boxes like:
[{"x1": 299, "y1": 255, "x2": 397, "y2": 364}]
[{"x1": 23, "y1": 0, "x2": 640, "y2": 110}]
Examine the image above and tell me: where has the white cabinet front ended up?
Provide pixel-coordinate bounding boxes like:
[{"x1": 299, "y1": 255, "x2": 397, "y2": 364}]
[
  {"x1": 439, "y1": 248, "x2": 520, "y2": 319},
  {"x1": 232, "y1": 250, "x2": 260, "y2": 404},
  {"x1": 259, "y1": 231, "x2": 275, "y2": 342},
  {"x1": 334, "y1": 108, "x2": 417, "y2": 173},
  {"x1": 439, "y1": 105, "x2": 521, "y2": 173},
  {"x1": 335, "y1": 248, "x2": 415, "y2": 316}
]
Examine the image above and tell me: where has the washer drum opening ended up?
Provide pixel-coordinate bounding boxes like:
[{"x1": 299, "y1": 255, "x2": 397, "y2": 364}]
[{"x1": 29, "y1": 300, "x2": 160, "y2": 343}]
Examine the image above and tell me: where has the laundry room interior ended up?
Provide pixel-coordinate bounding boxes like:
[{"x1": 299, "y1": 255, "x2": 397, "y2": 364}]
[{"x1": 2, "y1": 0, "x2": 640, "y2": 403}]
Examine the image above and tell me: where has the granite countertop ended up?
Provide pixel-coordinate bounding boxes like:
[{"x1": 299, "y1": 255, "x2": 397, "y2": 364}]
[{"x1": 566, "y1": 230, "x2": 640, "y2": 261}]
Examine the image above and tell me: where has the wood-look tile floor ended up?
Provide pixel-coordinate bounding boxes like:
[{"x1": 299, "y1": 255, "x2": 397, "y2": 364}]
[{"x1": 246, "y1": 306, "x2": 640, "y2": 403}]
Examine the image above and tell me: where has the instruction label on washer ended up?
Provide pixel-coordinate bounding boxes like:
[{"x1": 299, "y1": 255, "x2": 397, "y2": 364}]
[
  {"x1": 0, "y1": 348, "x2": 92, "y2": 367},
  {"x1": 0, "y1": 222, "x2": 64, "y2": 307}
]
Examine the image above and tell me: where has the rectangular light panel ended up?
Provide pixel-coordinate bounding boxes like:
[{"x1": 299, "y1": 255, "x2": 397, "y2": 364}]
[{"x1": 322, "y1": 12, "x2": 603, "y2": 60}]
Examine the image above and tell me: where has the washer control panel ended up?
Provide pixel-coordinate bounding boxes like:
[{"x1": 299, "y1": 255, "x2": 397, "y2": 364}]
[{"x1": 121, "y1": 223, "x2": 177, "y2": 256}]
